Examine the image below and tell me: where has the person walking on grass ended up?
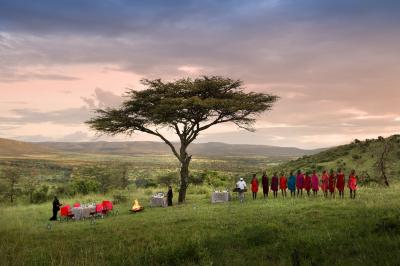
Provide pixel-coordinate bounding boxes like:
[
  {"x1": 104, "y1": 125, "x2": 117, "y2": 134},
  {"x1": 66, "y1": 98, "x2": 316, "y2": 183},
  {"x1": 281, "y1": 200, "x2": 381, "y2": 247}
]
[
  {"x1": 279, "y1": 172, "x2": 287, "y2": 197},
  {"x1": 288, "y1": 171, "x2": 296, "y2": 197},
  {"x1": 321, "y1": 170, "x2": 329, "y2": 198},
  {"x1": 262, "y1": 171, "x2": 269, "y2": 199},
  {"x1": 304, "y1": 172, "x2": 312, "y2": 197},
  {"x1": 251, "y1": 174, "x2": 259, "y2": 200},
  {"x1": 329, "y1": 169, "x2": 336, "y2": 198},
  {"x1": 336, "y1": 168, "x2": 345, "y2": 199},
  {"x1": 236, "y1": 177, "x2": 247, "y2": 203},
  {"x1": 49, "y1": 196, "x2": 62, "y2": 221},
  {"x1": 167, "y1": 185, "x2": 173, "y2": 206},
  {"x1": 296, "y1": 170, "x2": 304, "y2": 197},
  {"x1": 348, "y1": 170, "x2": 358, "y2": 199},
  {"x1": 271, "y1": 173, "x2": 279, "y2": 198},
  {"x1": 311, "y1": 170, "x2": 319, "y2": 197}
]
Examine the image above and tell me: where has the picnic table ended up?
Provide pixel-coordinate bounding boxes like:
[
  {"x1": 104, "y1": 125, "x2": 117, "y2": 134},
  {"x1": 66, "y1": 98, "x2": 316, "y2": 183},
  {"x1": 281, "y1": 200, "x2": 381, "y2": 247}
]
[
  {"x1": 211, "y1": 191, "x2": 230, "y2": 203},
  {"x1": 71, "y1": 205, "x2": 96, "y2": 220}
]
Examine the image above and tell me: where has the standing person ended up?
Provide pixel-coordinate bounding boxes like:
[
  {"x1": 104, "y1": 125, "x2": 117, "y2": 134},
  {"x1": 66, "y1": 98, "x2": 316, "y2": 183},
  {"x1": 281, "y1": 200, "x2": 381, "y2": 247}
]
[
  {"x1": 329, "y1": 169, "x2": 336, "y2": 198},
  {"x1": 304, "y1": 172, "x2": 312, "y2": 197},
  {"x1": 251, "y1": 174, "x2": 259, "y2": 200},
  {"x1": 261, "y1": 172, "x2": 269, "y2": 199},
  {"x1": 288, "y1": 171, "x2": 296, "y2": 197},
  {"x1": 279, "y1": 172, "x2": 287, "y2": 197},
  {"x1": 271, "y1": 173, "x2": 279, "y2": 198},
  {"x1": 348, "y1": 170, "x2": 358, "y2": 199},
  {"x1": 336, "y1": 168, "x2": 345, "y2": 199},
  {"x1": 167, "y1": 186, "x2": 173, "y2": 206},
  {"x1": 321, "y1": 170, "x2": 329, "y2": 198},
  {"x1": 236, "y1": 177, "x2": 247, "y2": 203},
  {"x1": 296, "y1": 170, "x2": 304, "y2": 197},
  {"x1": 49, "y1": 196, "x2": 62, "y2": 221},
  {"x1": 311, "y1": 170, "x2": 319, "y2": 197}
]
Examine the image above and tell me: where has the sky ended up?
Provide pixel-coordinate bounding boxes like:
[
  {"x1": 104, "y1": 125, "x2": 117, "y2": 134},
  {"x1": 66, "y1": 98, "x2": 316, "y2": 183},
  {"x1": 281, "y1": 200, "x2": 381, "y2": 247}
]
[{"x1": 0, "y1": 0, "x2": 400, "y2": 149}]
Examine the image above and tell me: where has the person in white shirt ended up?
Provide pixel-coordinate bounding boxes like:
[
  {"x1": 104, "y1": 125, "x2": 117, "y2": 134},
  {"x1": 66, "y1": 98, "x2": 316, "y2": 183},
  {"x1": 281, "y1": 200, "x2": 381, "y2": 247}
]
[{"x1": 236, "y1": 177, "x2": 247, "y2": 203}]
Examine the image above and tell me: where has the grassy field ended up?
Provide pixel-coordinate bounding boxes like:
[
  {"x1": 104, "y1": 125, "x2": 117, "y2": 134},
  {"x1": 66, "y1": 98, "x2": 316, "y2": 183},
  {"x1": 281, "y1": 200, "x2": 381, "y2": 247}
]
[{"x1": 1, "y1": 183, "x2": 400, "y2": 265}]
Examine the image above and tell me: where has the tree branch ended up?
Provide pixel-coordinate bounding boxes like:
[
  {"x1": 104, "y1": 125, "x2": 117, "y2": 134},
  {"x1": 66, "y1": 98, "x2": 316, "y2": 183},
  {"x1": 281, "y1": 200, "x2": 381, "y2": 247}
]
[{"x1": 155, "y1": 130, "x2": 181, "y2": 162}]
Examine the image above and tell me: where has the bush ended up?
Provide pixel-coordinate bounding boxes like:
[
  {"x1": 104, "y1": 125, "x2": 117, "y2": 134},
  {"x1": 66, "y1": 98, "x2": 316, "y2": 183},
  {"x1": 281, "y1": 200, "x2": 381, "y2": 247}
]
[
  {"x1": 32, "y1": 185, "x2": 50, "y2": 203},
  {"x1": 71, "y1": 179, "x2": 99, "y2": 195},
  {"x1": 188, "y1": 173, "x2": 204, "y2": 185},
  {"x1": 158, "y1": 172, "x2": 179, "y2": 186},
  {"x1": 135, "y1": 178, "x2": 157, "y2": 188}
]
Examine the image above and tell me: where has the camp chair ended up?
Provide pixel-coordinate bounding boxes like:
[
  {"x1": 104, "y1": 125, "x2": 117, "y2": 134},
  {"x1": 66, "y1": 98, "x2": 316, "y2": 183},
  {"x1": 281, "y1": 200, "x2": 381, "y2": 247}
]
[
  {"x1": 95, "y1": 203, "x2": 104, "y2": 218},
  {"x1": 73, "y1": 203, "x2": 81, "y2": 207},
  {"x1": 102, "y1": 200, "x2": 113, "y2": 215},
  {"x1": 60, "y1": 205, "x2": 73, "y2": 221}
]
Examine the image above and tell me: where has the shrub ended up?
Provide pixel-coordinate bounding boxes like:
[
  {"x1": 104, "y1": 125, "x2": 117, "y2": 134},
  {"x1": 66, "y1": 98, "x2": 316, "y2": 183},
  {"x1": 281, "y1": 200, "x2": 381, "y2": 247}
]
[
  {"x1": 135, "y1": 178, "x2": 157, "y2": 188},
  {"x1": 32, "y1": 185, "x2": 50, "y2": 203},
  {"x1": 158, "y1": 172, "x2": 179, "y2": 186},
  {"x1": 188, "y1": 173, "x2": 204, "y2": 185},
  {"x1": 71, "y1": 179, "x2": 99, "y2": 195}
]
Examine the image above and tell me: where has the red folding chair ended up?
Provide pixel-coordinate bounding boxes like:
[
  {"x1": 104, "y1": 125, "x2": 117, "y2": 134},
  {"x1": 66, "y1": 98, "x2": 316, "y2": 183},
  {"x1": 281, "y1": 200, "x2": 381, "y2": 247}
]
[
  {"x1": 102, "y1": 200, "x2": 113, "y2": 215},
  {"x1": 60, "y1": 205, "x2": 73, "y2": 220},
  {"x1": 95, "y1": 203, "x2": 104, "y2": 218},
  {"x1": 73, "y1": 203, "x2": 81, "y2": 207}
]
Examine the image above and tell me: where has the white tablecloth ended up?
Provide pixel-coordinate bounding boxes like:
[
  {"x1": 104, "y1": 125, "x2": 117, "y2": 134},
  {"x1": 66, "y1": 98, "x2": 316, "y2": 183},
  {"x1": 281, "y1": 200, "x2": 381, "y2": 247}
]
[
  {"x1": 71, "y1": 205, "x2": 96, "y2": 220},
  {"x1": 211, "y1": 192, "x2": 230, "y2": 203},
  {"x1": 150, "y1": 196, "x2": 167, "y2": 207}
]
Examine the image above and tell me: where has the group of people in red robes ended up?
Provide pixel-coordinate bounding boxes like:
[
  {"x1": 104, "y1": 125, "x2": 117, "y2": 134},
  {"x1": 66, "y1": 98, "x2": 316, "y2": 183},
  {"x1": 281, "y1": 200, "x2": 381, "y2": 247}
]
[{"x1": 248, "y1": 168, "x2": 358, "y2": 200}]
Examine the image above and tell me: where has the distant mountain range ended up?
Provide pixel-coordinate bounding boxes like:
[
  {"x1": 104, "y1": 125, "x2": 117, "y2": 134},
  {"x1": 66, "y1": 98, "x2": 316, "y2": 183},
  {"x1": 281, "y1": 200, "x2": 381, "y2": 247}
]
[
  {"x1": 0, "y1": 138, "x2": 324, "y2": 157},
  {"x1": 0, "y1": 138, "x2": 52, "y2": 156}
]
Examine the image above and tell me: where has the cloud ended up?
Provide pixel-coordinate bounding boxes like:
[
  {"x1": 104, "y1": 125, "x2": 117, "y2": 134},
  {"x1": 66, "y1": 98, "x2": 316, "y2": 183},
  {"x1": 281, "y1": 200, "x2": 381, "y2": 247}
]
[
  {"x1": 0, "y1": 1, "x2": 400, "y2": 147},
  {"x1": 0, "y1": 88, "x2": 122, "y2": 125}
]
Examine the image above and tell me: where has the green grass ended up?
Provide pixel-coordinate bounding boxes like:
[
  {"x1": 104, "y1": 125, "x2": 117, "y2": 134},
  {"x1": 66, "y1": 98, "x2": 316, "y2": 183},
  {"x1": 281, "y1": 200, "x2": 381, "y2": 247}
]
[{"x1": 1, "y1": 183, "x2": 400, "y2": 265}]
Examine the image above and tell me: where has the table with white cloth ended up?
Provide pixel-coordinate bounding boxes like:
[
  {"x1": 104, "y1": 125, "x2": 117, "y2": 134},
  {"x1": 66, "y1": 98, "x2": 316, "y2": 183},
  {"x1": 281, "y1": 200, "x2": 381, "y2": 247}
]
[
  {"x1": 71, "y1": 205, "x2": 96, "y2": 220},
  {"x1": 150, "y1": 195, "x2": 168, "y2": 207},
  {"x1": 211, "y1": 191, "x2": 230, "y2": 203}
]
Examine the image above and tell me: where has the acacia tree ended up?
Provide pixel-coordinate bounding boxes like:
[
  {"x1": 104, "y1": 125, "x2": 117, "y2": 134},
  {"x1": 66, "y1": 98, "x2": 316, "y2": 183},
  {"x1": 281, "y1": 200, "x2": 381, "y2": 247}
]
[{"x1": 87, "y1": 76, "x2": 278, "y2": 203}]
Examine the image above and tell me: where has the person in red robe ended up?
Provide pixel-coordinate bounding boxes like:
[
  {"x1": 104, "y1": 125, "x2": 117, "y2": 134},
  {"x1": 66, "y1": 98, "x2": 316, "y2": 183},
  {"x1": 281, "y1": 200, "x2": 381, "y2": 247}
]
[
  {"x1": 336, "y1": 168, "x2": 345, "y2": 199},
  {"x1": 296, "y1": 170, "x2": 304, "y2": 197},
  {"x1": 261, "y1": 172, "x2": 269, "y2": 199},
  {"x1": 321, "y1": 170, "x2": 329, "y2": 198},
  {"x1": 251, "y1": 174, "x2": 259, "y2": 200},
  {"x1": 348, "y1": 170, "x2": 357, "y2": 199},
  {"x1": 328, "y1": 169, "x2": 336, "y2": 198},
  {"x1": 279, "y1": 172, "x2": 287, "y2": 198},
  {"x1": 304, "y1": 172, "x2": 312, "y2": 196}
]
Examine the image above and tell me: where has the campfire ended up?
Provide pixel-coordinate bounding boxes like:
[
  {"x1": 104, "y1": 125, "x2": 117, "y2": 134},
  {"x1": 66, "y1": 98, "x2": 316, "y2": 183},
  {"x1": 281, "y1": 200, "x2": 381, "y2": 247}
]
[{"x1": 130, "y1": 199, "x2": 144, "y2": 213}]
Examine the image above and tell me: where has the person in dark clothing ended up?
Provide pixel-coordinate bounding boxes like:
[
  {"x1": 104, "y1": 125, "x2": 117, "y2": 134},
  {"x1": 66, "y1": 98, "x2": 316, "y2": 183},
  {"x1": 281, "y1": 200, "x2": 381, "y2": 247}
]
[
  {"x1": 49, "y1": 196, "x2": 62, "y2": 221},
  {"x1": 167, "y1": 186, "x2": 173, "y2": 206},
  {"x1": 261, "y1": 171, "x2": 269, "y2": 199}
]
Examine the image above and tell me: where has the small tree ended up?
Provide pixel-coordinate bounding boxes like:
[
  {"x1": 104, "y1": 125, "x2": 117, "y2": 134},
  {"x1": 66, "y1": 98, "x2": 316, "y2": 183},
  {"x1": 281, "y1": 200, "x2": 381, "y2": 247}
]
[
  {"x1": 376, "y1": 139, "x2": 392, "y2": 186},
  {"x1": 87, "y1": 76, "x2": 278, "y2": 203},
  {"x1": 0, "y1": 167, "x2": 21, "y2": 203}
]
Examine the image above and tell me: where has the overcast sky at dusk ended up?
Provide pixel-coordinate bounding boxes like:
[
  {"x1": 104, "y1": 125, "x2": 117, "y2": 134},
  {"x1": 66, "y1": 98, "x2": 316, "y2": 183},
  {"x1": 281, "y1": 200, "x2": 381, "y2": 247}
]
[{"x1": 1, "y1": 0, "x2": 399, "y2": 149}]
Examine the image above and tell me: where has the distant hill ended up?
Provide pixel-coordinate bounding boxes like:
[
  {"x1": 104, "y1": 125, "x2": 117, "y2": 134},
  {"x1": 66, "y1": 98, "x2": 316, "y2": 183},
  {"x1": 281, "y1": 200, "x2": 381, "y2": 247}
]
[
  {"x1": 38, "y1": 141, "x2": 323, "y2": 157},
  {"x1": 272, "y1": 135, "x2": 400, "y2": 181},
  {"x1": 0, "y1": 138, "x2": 53, "y2": 156}
]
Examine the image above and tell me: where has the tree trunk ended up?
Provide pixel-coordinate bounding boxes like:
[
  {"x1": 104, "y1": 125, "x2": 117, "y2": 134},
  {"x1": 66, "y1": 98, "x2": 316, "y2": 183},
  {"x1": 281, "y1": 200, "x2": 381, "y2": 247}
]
[
  {"x1": 178, "y1": 160, "x2": 189, "y2": 203},
  {"x1": 178, "y1": 145, "x2": 191, "y2": 204}
]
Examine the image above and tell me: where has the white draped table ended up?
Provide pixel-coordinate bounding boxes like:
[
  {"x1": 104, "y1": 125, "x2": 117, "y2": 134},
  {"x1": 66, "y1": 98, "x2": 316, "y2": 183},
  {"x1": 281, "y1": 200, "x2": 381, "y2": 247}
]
[{"x1": 211, "y1": 191, "x2": 230, "y2": 203}]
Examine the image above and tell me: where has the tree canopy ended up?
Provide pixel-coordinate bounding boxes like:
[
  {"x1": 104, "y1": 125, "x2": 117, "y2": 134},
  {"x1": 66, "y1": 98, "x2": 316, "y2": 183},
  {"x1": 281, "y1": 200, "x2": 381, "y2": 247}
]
[{"x1": 87, "y1": 76, "x2": 279, "y2": 202}]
